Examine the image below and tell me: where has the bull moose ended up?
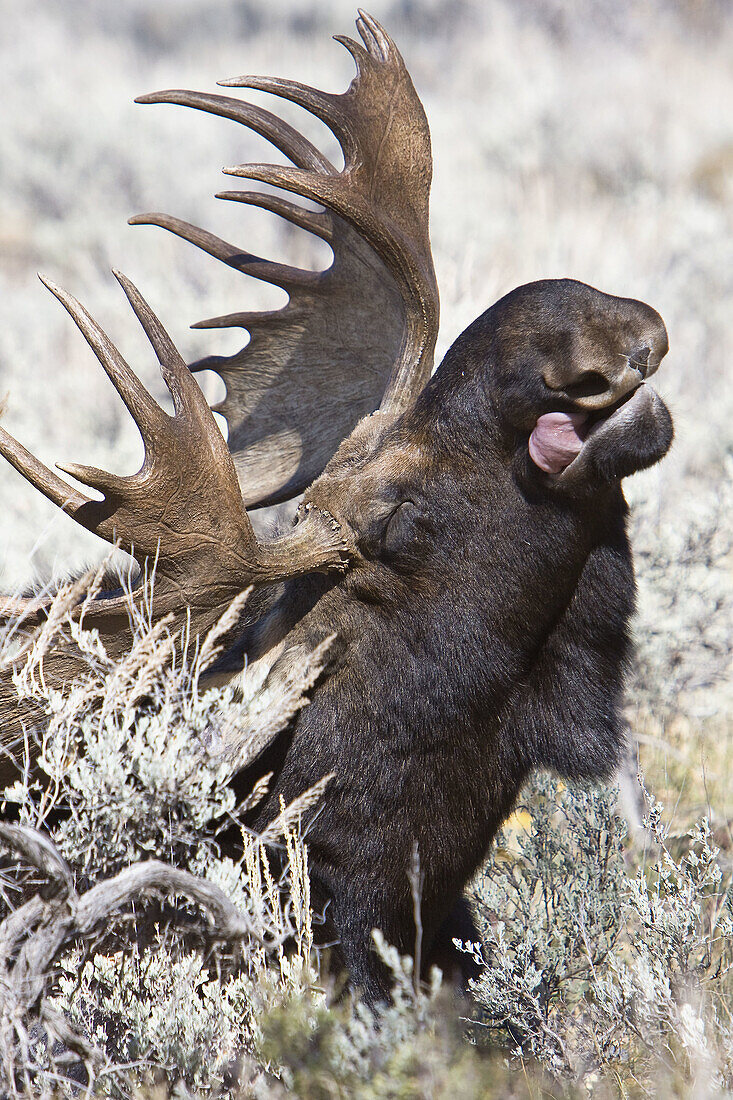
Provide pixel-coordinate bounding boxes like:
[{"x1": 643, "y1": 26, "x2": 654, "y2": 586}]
[{"x1": 0, "y1": 12, "x2": 672, "y2": 1001}]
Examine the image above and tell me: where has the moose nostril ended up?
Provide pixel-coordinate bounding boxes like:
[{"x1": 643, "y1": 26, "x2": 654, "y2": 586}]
[
  {"x1": 629, "y1": 345, "x2": 651, "y2": 378},
  {"x1": 561, "y1": 370, "x2": 611, "y2": 400}
]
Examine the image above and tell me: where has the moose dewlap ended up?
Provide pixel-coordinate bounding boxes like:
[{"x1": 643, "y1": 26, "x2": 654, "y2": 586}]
[{"x1": 0, "y1": 11, "x2": 673, "y2": 1002}]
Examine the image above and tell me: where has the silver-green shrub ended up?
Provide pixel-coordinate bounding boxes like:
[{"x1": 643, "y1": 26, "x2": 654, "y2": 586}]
[
  {"x1": 464, "y1": 774, "x2": 733, "y2": 1093},
  {"x1": 2, "y1": 572, "x2": 733, "y2": 1097},
  {"x1": 0, "y1": 577, "x2": 329, "y2": 1095}
]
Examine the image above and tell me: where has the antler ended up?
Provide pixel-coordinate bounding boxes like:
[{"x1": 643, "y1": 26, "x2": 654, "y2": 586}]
[
  {"x1": 131, "y1": 10, "x2": 439, "y2": 508},
  {"x1": 0, "y1": 11, "x2": 433, "y2": 747},
  {"x1": 0, "y1": 272, "x2": 348, "y2": 639}
]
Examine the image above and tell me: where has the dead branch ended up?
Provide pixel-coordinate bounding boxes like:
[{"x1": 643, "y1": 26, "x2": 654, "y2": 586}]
[{"x1": 0, "y1": 823, "x2": 273, "y2": 1091}]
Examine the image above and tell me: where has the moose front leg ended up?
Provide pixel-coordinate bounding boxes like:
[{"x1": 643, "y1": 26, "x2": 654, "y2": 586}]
[
  {"x1": 310, "y1": 859, "x2": 477, "y2": 1005},
  {"x1": 319, "y1": 883, "x2": 411, "y2": 1006},
  {"x1": 503, "y1": 527, "x2": 635, "y2": 782}
]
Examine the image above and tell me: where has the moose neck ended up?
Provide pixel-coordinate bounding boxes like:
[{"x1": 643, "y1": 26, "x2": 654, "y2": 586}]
[{"x1": 294, "y1": 384, "x2": 623, "y2": 729}]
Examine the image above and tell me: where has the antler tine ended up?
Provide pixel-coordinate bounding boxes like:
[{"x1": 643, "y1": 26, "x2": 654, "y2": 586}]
[
  {"x1": 135, "y1": 90, "x2": 333, "y2": 174},
  {"x1": 0, "y1": 424, "x2": 89, "y2": 514},
  {"x1": 55, "y1": 461, "x2": 126, "y2": 497},
  {"x1": 127, "y1": 213, "x2": 317, "y2": 292},
  {"x1": 218, "y1": 74, "x2": 360, "y2": 170},
  {"x1": 39, "y1": 275, "x2": 168, "y2": 440},
  {"x1": 332, "y1": 33, "x2": 374, "y2": 71},
  {"x1": 356, "y1": 9, "x2": 393, "y2": 61},
  {"x1": 112, "y1": 269, "x2": 182, "y2": 373},
  {"x1": 216, "y1": 191, "x2": 332, "y2": 241},
  {"x1": 222, "y1": 163, "x2": 359, "y2": 220},
  {"x1": 111, "y1": 270, "x2": 208, "y2": 423},
  {"x1": 190, "y1": 309, "x2": 288, "y2": 334},
  {"x1": 218, "y1": 71, "x2": 335, "y2": 116}
]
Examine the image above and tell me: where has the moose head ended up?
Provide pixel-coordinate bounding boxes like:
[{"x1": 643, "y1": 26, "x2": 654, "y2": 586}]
[{"x1": 0, "y1": 12, "x2": 672, "y2": 1001}]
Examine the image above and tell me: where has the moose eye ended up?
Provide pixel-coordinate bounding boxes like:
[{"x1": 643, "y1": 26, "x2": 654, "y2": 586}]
[{"x1": 381, "y1": 500, "x2": 429, "y2": 560}]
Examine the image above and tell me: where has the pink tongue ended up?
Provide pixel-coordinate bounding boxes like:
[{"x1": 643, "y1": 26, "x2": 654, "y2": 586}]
[{"x1": 528, "y1": 412, "x2": 589, "y2": 474}]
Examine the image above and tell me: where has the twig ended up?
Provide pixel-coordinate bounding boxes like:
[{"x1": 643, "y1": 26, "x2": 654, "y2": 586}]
[
  {"x1": 0, "y1": 824, "x2": 277, "y2": 1089},
  {"x1": 409, "y1": 842, "x2": 424, "y2": 1000}
]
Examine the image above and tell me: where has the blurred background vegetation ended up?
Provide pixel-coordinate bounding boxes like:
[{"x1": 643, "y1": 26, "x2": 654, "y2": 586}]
[{"x1": 0, "y1": 2, "x2": 731, "y2": 1094}]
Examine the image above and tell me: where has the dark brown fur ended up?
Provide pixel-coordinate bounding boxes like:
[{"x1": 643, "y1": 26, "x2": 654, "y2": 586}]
[{"x1": 221, "y1": 278, "x2": 673, "y2": 1001}]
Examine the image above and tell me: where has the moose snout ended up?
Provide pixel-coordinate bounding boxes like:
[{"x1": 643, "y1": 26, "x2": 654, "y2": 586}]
[{"x1": 530, "y1": 283, "x2": 670, "y2": 413}]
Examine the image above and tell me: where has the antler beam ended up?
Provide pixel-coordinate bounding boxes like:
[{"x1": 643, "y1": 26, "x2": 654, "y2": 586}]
[{"x1": 131, "y1": 10, "x2": 439, "y2": 507}]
